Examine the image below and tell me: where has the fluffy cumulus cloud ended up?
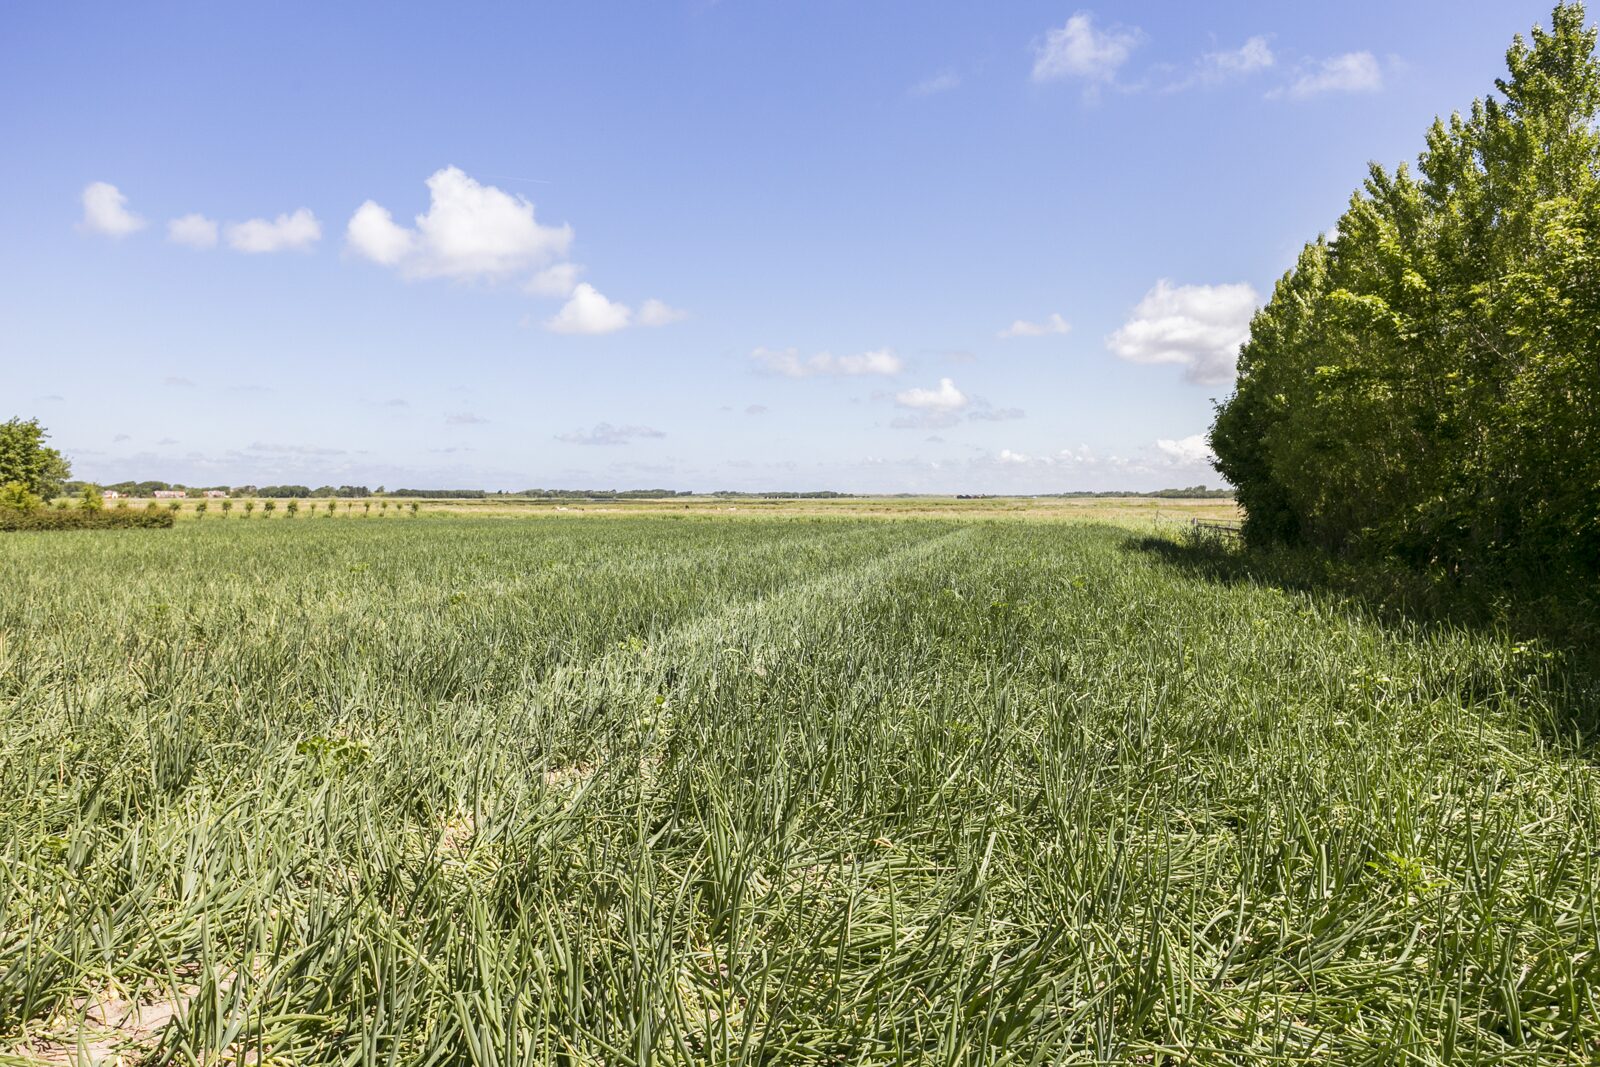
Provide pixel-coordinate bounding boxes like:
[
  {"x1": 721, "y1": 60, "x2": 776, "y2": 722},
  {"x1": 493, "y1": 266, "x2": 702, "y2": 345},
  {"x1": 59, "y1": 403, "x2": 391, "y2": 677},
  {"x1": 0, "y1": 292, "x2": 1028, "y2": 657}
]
[
  {"x1": 524, "y1": 262, "x2": 584, "y2": 298},
  {"x1": 1281, "y1": 52, "x2": 1383, "y2": 99},
  {"x1": 1155, "y1": 434, "x2": 1216, "y2": 468},
  {"x1": 1107, "y1": 280, "x2": 1259, "y2": 384},
  {"x1": 895, "y1": 377, "x2": 968, "y2": 412},
  {"x1": 80, "y1": 182, "x2": 145, "y2": 237},
  {"x1": 346, "y1": 166, "x2": 572, "y2": 279},
  {"x1": 167, "y1": 214, "x2": 218, "y2": 249},
  {"x1": 226, "y1": 209, "x2": 321, "y2": 253},
  {"x1": 1032, "y1": 13, "x2": 1142, "y2": 86},
  {"x1": 546, "y1": 283, "x2": 633, "y2": 335},
  {"x1": 345, "y1": 202, "x2": 414, "y2": 265},
  {"x1": 752, "y1": 347, "x2": 904, "y2": 378},
  {"x1": 998, "y1": 313, "x2": 1071, "y2": 339},
  {"x1": 555, "y1": 422, "x2": 666, "y2": 446}
]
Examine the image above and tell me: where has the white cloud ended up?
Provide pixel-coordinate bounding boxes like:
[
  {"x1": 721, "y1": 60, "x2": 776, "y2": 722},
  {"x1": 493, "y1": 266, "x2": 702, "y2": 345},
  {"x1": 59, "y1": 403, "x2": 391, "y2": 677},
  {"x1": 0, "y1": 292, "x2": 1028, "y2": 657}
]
[
  {"x1": 911, "y1": 71, "x2": 961, "y2": 97},
  {"x1": 637, "y1": 298, "x2": 688, "y2": 327},
  {"x1": 1281, "y1": 52, "x2": 1382, "y2": 99},
  {"x1": 226, "y1": 209, "x2": 321, "y2": 253},
  {"x1": 345, "y1": 201, "x2": 414, "y2": 265},
  {"x1": 1155, "y1": 434, "x2": 1215, "y2": 468},
  {"x1": 546, "y1": 283, "x2": 631, "y2": 334},
  {"x1": 895, "y1": 377, "x2": 968, "y2": 412},
  {"x1": 753, "y1": 347, "x2": 904, "y2": 378},
  {"x1": 998, "y1": 313, "x2": 1071, "y2": 339},
  {"x1": 555, "y1": 422, "x2": 666, "y2": 446},
  {"x1": 1033, "y1": 13, "x2": 1142, "y2": 85},
  {"x1": 524, "y1": 262, "x2": 584, "y2": 298},
  {"x1": 167, "y1": 214, "x2": 218, "y2": 249},
  {"x1": 346, "y1": 166, "x2": 572, "y2": 279},
  {"x1": 1205, "y1": 36, "x2": 1274, "y2": 77},
  {"x1": 968, "y1": 437, "x2": 1217, "y2": 482},
  {"x1": 1107, "y1": 279, "x2": 1259, "y2": 384},
  {"x1": 80, "y1": 182, "x2": 145, "y2": 237},
  {"x1": 1159, "y1": 35, "x2": 1275, "y2": 93},
  {"x1": 446, "y1": 412, "x2": 490, "y2": 425}
]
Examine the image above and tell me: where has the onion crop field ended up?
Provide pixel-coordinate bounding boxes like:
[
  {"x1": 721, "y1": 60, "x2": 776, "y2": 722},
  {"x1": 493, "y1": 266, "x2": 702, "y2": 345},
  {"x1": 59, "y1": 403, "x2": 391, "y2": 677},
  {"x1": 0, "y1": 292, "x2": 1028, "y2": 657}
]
[{"x1": 3, "y1": 514, "x2": 1597, "y2": 1065}]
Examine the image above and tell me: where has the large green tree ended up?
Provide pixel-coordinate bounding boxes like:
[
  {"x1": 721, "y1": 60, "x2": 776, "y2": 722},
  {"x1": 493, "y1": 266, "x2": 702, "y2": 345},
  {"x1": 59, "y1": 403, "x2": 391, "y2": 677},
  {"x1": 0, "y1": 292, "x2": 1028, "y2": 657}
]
[
  {"x1": 1211, "y1": 2, "x2": 1600, "y2": 582},
  {"x1": 0, "y1": 417, "x2": 72, "y2": 500}
]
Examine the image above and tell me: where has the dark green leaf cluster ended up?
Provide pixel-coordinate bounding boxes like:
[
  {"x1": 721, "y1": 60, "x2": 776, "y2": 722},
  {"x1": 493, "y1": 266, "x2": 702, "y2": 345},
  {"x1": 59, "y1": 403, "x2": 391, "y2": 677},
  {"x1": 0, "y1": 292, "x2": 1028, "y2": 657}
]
[
  {"x1": 0, "y1": 417, "x2": 71, "y2": 499},
  {"x1": 1212, "y1": 2, "x2": 1600, "y2": 584}
]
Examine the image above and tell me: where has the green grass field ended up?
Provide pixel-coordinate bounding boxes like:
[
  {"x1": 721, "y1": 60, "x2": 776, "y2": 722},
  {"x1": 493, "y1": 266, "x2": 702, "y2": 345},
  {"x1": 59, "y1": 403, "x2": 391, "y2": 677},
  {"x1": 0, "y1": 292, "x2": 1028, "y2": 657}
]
[{"x1": 2, "y1": 514, "x2": 1596, "y2": 1064}]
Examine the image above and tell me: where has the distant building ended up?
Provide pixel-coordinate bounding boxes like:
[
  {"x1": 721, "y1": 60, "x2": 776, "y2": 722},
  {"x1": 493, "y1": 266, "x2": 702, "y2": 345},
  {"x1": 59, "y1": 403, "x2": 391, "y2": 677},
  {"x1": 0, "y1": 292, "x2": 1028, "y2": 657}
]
[
  {"x1": 153, "y1": 490, "x2": 186, "y2": 499},
  {"x1": 103, "y1": 490, "x2": 123, "y2": 499},
  {"x1": 204, "y1": 490, "x2": 228, "y2": 498}
]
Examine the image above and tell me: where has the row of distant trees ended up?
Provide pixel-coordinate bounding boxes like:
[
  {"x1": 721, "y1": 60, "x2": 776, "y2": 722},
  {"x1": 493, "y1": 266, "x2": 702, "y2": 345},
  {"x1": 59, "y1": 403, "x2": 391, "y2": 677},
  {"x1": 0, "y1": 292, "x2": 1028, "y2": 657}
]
[
  {"x1": 1211, "y1": 3, "x2": 1600, "y2": 583},
  {"x1": 75, "y1": 482, "x2": 381, "y2": 498}
]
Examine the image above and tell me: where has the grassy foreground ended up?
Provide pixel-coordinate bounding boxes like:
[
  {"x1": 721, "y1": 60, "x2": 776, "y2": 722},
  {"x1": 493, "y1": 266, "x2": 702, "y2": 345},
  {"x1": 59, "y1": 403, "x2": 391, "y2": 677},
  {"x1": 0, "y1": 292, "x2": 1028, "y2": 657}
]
[{"x1": 1, "y1": 514, "x2": 1595, "y2": 1064}]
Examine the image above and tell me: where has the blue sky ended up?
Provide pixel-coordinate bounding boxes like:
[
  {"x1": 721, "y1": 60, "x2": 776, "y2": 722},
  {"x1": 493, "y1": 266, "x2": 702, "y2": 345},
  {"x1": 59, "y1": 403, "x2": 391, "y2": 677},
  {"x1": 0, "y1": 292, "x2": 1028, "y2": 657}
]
[{"x1": 0, "y1": 1, "x2": 1562, "y2": 492}]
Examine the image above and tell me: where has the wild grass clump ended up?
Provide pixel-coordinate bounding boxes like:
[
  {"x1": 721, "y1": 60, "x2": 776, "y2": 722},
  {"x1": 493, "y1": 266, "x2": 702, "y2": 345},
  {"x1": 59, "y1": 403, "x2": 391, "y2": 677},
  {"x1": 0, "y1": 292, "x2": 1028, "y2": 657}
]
[{"x1": 0, "y1": 515, "x2": 1595, "y2": 1063}]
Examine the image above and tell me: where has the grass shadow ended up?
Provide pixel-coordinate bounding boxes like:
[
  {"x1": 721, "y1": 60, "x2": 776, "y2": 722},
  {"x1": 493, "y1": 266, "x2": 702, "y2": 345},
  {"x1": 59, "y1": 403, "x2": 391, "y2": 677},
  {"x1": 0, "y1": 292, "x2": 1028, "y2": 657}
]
[{"x1": 1124, "y1": 530, "x2": 1600, "y2": 744}]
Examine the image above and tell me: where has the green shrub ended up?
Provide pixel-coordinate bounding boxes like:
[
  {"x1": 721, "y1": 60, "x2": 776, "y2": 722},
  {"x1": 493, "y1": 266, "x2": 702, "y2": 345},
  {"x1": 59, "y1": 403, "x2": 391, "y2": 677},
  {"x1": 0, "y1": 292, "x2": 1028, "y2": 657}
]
[
  {"x1": 0, "y1": 507, "x2": 174, "y2": 531},
  {"x1": 0, "y1": 481, "x2": 42, "y2": 512},
  {"x1": 1212, "y1": 3, "x2": 1600, "y2": 587}
]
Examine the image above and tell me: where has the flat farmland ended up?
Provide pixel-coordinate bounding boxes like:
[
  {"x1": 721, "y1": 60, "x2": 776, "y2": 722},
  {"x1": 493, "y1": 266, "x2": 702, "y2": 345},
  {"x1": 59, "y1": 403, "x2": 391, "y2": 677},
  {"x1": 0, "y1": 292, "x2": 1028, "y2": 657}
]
[{"x1": 2, "y1": 514, "x2": 1595, "y2": 1064}]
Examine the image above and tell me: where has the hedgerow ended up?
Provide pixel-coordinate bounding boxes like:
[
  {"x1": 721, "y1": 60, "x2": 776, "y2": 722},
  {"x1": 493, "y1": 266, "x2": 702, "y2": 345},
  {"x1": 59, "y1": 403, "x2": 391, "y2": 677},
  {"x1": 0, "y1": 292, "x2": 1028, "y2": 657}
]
[{"x1": 0, "y1": 506, "x2": 175, "y2": 531}]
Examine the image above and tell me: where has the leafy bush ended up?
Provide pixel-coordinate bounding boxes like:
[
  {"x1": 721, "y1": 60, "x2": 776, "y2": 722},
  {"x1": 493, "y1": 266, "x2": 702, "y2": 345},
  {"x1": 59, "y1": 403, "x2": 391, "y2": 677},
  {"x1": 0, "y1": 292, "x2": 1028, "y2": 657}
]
[
  {"x1": 1212, "y1": 3, "x2": 1600, "y2": 587},
  {"x1": 0, "y1": 418, "x2": 70, "y2": 498},
  {"x1": 0, "y1": 507, "x2": 174, "y2": 531},
  {"x1": 0, "y1": 481, "x2": 43, "y2": 512}
]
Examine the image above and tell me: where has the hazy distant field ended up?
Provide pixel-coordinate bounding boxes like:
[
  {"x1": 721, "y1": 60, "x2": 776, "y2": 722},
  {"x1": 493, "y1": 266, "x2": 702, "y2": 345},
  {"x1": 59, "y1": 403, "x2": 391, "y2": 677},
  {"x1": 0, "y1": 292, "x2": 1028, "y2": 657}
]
[{"x1": 3, "y1": 514, "x2": 1595, "y2": 1064}]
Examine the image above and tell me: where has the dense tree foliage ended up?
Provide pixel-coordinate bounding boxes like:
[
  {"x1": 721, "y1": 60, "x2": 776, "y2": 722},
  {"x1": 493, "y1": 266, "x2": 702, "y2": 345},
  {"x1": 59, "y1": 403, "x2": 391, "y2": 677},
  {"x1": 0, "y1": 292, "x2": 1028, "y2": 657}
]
[
  {"x1": 1212, "y1": 3, "x2": 1600, "y2": 584},
  {"x1": 0, "y1": 418, "x2": 71, "y2": 499}
]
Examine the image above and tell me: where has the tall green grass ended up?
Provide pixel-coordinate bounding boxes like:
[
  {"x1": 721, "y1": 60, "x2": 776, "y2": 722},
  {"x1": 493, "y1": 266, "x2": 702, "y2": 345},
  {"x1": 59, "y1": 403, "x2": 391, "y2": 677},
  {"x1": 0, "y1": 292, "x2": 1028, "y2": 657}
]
[{"x1": 1, "y1": 516, "x2": 1595, "y2": 1064}]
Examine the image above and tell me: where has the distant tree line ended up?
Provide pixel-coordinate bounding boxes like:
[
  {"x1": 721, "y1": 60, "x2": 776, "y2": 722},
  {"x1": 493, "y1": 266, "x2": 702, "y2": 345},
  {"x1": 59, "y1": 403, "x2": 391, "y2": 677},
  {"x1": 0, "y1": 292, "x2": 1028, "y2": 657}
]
[
  {"x1": 1033, "y1": 488, "x2": 1234, "y2": 500},
  {"x1": 520, "y1": 489, "x2": 692, "y2": 499},
  {"x1": 389, "y1": 488, "x2": 488, "y2": 498},
  {"x1": 1151, "y1": 486, "x2": 1233, "y2": 499},
  {"x1": 1211, "y1": 3, "x2": 1600, "y2": 584},
  {"x1": 79, "y1": 482, "x2": 380, "y2": 498},
  {"x1": 708, "y1": 491, "x2": 853, "y2": 499}
]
